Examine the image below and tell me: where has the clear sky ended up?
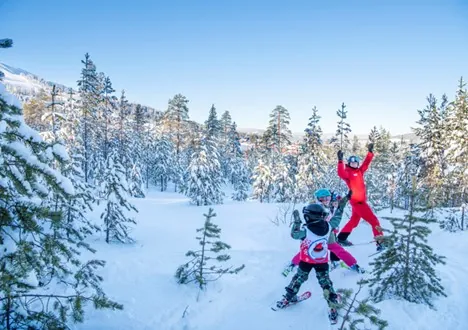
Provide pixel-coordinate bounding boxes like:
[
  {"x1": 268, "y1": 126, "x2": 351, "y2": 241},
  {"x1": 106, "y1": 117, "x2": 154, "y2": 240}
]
[{"x1": 1, "y1": 0, "x2": 467, "y2": 135}]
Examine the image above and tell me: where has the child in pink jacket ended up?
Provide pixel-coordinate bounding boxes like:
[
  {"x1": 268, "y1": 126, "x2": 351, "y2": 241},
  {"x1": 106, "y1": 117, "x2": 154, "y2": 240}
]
[{"x1": 282, "y1": 189, "x2": 365, "y2": 276}]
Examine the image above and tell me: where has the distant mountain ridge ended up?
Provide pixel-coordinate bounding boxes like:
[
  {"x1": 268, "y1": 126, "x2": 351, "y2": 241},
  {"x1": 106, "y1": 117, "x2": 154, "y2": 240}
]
[
  {"x1": 1, "y1": 62, "x2": 416, "y2": 141},
  {"x1": 236, "y1": 127, "x2": 417, "y2": 142}
]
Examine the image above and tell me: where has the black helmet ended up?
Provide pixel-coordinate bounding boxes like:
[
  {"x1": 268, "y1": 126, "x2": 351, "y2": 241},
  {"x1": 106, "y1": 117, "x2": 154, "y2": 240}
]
[{"x1": 302, "y1": 203, "x2": 328, "y2": 223}]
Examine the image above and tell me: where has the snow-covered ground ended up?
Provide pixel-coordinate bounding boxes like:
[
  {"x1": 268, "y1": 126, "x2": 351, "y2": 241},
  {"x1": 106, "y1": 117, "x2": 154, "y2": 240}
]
[{"x1": 74, "y1": 189, "x2": 468, "y2": 330}]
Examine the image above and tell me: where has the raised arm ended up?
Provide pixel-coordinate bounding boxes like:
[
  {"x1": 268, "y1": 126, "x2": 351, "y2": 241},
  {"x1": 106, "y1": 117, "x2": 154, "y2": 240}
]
[
  {"x1": 291, "y1": 210, "x2": 306, "y2": 240},
  {"x1": 337, "y1": 150, "x2": 348, "y2": 180},
  {"x1": 328, "y1": 192, "x2": 350, "y2": 229},
  {"x1": 360, "y1": 152, "x2": 374, "y2": 173}
]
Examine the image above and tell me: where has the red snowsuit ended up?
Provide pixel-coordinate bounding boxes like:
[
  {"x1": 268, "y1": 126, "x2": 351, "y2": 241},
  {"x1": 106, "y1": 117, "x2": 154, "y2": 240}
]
[{"x1": 337, "y1": 152, "x2": 383, "y2": 238}]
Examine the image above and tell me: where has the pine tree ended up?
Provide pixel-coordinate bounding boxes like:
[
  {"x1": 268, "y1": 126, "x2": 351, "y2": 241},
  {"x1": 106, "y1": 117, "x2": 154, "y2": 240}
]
[
  {"x1": 165, "y1": 93, "x2": 189, "y2": 155},
  {"x1": 296, "y1": 106, "x2": 326, "y2": 201},
  {"x1": 100, "y1": 149, "x2": 138, "y2": 243},
  {"x1": 330, "y1": 103, "x2": 352, "y2": 151},
  {"x1": 205, "y1": 104, "x2": 221, "y2": 139},
  {"x1": 231, "y1": 157, "x2": 250, "y2": 201},
  {"x1": 367, "y1": 177, "x2": 446, "y2": 308},
  {"x1": 152, "y1": 133, "x2": 175, "y2": 191},
  {"x1": 336, "y1": 281, "x2": 388, "y2": 330},
  {"x1": 351, "y1": 135, "x2": 362, "y2": 153},
  {"x1": 175, "y1": 208, "x2": 245, "y2": 289},
  {"x1": 0, "y1": 83, "x2": 122, "y2": 329},
  {"x1": 446, "y1": 78, "x2": 468, "y2": 208},
  {"x1": 184, "y1": 137, "x2": 224, "y2": 206},
  {"x1": 252, "y1": 159, "x2": 273, "y2": 203},
  {"x1": 117, "y1": 90, "x2": 132, "y2": 181},
  {"x1": 365, "y1": 127, "x2": 393, "y2": 211},
  {"x1": 413, "y1": 94, "x2": 448, "y2": 208},
  {"x1": 220, "y1": 110, "x2": 232, "y2": 146},
  {"x1": 77, "y1": 53, "x2": 100, "y2": 183},
  {"x1": 128, "y1": 104, "x2": 146, "y2": 197},
  {"x1": 267, "y1": 105, "x2": 292, "y2": 152}
]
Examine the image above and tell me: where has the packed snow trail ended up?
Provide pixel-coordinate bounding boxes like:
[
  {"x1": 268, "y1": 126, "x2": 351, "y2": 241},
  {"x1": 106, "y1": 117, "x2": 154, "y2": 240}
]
[{"x1": 74, "y1": 190, "x2": 468, "y2": 330}]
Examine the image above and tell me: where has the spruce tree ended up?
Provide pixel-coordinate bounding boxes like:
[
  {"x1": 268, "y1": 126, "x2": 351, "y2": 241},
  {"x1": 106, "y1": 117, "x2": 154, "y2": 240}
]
[
  {"x1": 351, "y1": 135, "x2": 362, "y2": 153},
  {"x1": 296, "y1": 106, "x2": 326, "y2": 201},
  {"x1": 231, "y1": 157, "x2": 250, "y2": 201},
  {"x1": 77, "y1": 53, "x2": 100, "y2": 183},
  {"x1": 412, "y1": 94, "x2": 448, "y2": 208},
  {"x1": 220, "y1": 110, "x2": 232, "y2": 145},
  {"x1": 336, "y1": 281, "x2": 388, "y2": 330},
  {"x1": 367, "y1": 177, "x2": 446, "y2": 308},
  {"x1": 330, "y1": 102, "x2": 352, "y2": 151},
  {"x1": 252, "y1": 159, "x2": 273, "y2": 203},
  {"x1": 165, "y1": 93, "x2": 189, "y2": 155},
  {"x1": 151, "y1": 134, "x2": 174, "y2": 191},
  {"x1": 128, "y1": 104, "x2": 146, "y2": 198},
  {"x1": 184, "y1": 136, "x2": 224, "y2": 206},
  {"x1": 175, "y1": 208, "x2": 245, "y2": 289},
  {"x1": 0, "y1": 83, "x2": 122, "y2": 329},
  {"x1": 267, "y1": 105, "x2": 292, "y2": 152},
  {"x1": 100, "y1": 148, "x2": 138, "y2": 243},
  {"x1": 205, "y1": 104, "x2": 221, "y2": 139},
  {"x1": 446, "y1": 78, "x2": 468, "y2": 208}
]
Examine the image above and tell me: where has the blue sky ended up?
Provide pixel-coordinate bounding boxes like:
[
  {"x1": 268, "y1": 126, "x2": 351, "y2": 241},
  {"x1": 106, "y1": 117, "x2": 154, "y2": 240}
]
[{"x1": 1, "y1": 0, "x2": 467, "y2": 135}]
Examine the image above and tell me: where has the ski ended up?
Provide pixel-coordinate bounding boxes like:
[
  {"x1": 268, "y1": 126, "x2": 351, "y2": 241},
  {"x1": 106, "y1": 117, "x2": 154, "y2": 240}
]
[{"x1": 271, "y1": 291, "x2": 311, "y2": 311}]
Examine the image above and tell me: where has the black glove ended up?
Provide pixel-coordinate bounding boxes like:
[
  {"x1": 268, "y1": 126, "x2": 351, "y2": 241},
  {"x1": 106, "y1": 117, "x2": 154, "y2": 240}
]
[
  {"x1": 368, "y1": 143, "x2": 374, "y2": 153},
  {"x1": 347, "y1": 190, "x2": 352, "y2": 199},
  {"x1": 292, "y1": 209, "x2": 301, "y2": 224},
  {"x1": 337, "y1": 150, "x2": 344, "y2": 161}
]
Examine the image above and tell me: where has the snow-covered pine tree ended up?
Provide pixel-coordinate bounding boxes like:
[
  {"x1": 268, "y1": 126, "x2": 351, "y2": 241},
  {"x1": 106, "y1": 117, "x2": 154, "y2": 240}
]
[
  {"x1": 41, "y1": 85, "x2": 66, "y2": 144},
  {"x1": 351, "y1": 135, "x2": 362, "y2": 154},
  {"x1": 329, "y1": 102, "x2": 352, "y2": 152},
  {"x1": 412, "y1": 94, "x2": 448, "y2": 208},
  {"x1": 446, "y1": 78, "x2": 468, "y2": 208},
  {"x1": 128, "y1": 104, "x2": 146, "y2": 197},
  {"x1": 336, "y1": 280, "x2": 388, "y2": 330},
  {"x1": 296, "y1": 106, "x2": 326, "y2": 202},
  {"x1": 116, "y1": 90, "x2": 132, "y2": 181},
  {"x1": 184, "y1": 135, "x2": 224, "y2": 206},
  {"x1": 175, "y1": 208, "x2": 245, "y2": 289},
  {"x1": 151, "y1": 132, "x2": 175, "y2": 191},
  {"x1": 0, "y1": 83, "x2": 122, "y2": 329},
  {"x1": 205, "y1": 104, "x2": 222, "y2": 139},
  {"x1": 165, "y1": 93, "x2": 189, "y2": 156},
  {"x1": 220, "y1": 110, "x2": 232, "y2": 146},
  {"x1": 164, "y1": 94, "x2": 190, "y2": 191},
  {"x1": 267, "y1": 105, "x2": 292, "y2": 152},
  {"x1": 271, "y1": 155, "x2": 296, "y2": 203},
  {"x1": 252, "y1": 159, "x2": 273, "y2": 203},
  {"x1": 231, "y1": 156, "x2": 250, "y2": 201},
  {"x1": 77, "y1": 53, "x2": 100, "y2": 183},
  {"x1": 100, "y1": 148, "x2": 138, "y2": 243},
  {"x1": 367, "y1": 176, "x2": 446, "y2": 308},
  {"x1": 365, "y1": 127, "x2": 393, "y2": 211}
]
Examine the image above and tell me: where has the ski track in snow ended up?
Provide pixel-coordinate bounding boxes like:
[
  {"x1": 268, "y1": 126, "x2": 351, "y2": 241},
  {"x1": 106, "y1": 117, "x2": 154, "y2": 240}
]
[{"x1": 73, "y1": 190, "x2": 468, "y2": 330}]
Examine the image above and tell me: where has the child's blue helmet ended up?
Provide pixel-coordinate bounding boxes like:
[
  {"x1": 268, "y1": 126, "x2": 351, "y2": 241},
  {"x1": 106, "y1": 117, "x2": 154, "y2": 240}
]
[
  {"x1": 347, "y1": 155, "x2": 360, "y2": 165},
  {"x1": 315, "y1": 188, "x2": 331, "y2": 199}
]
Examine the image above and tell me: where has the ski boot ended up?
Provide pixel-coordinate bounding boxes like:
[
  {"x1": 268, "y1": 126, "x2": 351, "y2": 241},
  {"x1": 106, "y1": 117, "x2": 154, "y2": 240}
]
[
  {"x1": 337, "y1": 238, "x2": 353, "y2": 247},
  {"x1": 376, "y1": 242, "x2": 386, "y2": 252},
  {"x1": 329, "y1": 308, "x2": 338, "y2": 324},
  {"x1": 275, "y1": 294, "x2": 297, "y2": 309},
  {"x1": 330, "y1": 261, "x2": 340, "y2": 271},
  {"x1": 349, "y1": 264, "x2": 366, "y2": 274}
]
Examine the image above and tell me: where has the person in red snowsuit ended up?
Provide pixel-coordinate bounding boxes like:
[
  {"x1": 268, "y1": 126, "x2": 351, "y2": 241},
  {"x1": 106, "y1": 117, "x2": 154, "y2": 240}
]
[{"x1": 336, "y1": 143, "x2": 384, "y2": 251}]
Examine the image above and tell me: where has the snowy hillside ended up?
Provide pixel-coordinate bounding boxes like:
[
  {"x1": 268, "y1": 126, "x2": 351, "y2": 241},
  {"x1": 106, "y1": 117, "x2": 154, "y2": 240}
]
[
  {"x1": 73, "y1": 189, "x2": 468, "y2": 330},
  {"x1": 0, "y1": 62, "x2": 69, "y2": 102}
]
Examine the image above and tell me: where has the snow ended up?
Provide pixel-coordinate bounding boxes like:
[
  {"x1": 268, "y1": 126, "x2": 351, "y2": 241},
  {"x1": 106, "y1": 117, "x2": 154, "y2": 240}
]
[
  {"x1": 71, "y1": 189, "x2": 468, "y2": 330},
  {"x1": 0, "y1": 82, "x2": 22, "y2": 108}
]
